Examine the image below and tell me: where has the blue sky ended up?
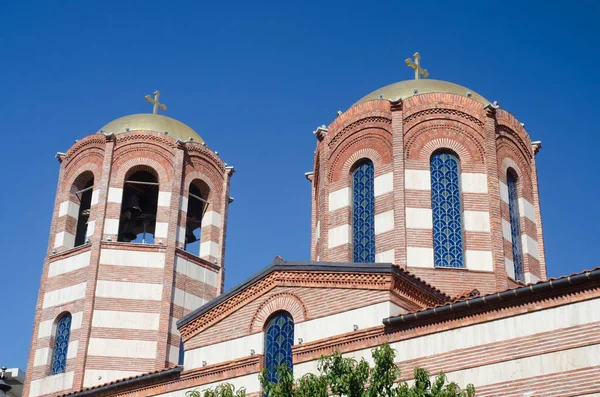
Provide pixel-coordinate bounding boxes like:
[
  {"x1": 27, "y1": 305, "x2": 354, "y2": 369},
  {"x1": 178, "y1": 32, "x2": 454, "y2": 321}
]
[{"x1": 1, "y1": 0, "x2": 598, "y2": 370}]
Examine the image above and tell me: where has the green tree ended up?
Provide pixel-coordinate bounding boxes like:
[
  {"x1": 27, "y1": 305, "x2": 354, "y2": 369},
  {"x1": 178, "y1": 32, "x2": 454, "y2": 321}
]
[{"x1": 187, "y1": 343, "x2": 474, "y2": 397}]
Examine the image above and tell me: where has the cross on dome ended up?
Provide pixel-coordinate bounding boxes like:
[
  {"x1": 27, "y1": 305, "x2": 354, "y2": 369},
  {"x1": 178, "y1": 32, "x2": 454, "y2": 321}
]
[
  {"x1": 405, "y1": 52, "x2": 429, "y2": 80},
  {"x1": 145, "y1": 90, "x2": 167, "y2": 114}
]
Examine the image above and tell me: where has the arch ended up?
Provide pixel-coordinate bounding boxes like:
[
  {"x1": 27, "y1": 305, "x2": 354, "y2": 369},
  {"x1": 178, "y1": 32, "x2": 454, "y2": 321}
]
[
  {"x1": 352, "y1": 159, "x2": 375, "y2": 263},
  {"x1": 250, "y1": 293, "x2": 307, "y2": 333},
  {"x1": 70, "y1": 172, "x2": 95, "y2": 247},
  {"x1": 183, "y1": 170, "x2": 222, "y2": 208},
  {"x1": 507, "y1": 168, "x2": 524, "y2": 281},
  {"x1": 112, "y1": 157, "x2": 170, "y2": 188},
  {"x1": 430, "y1": 150, "x2": 464, "y2": 268},
  {"x1": 184, "y1": 179, "x2": 211, "y2": 254},
  {"x1": 406, "y1": 124, "x2": 485, "y2": 164},
  {"x1": 329, "y1": 131, "x2": 392, "y2": 183},
  {"x1": 263, "y1": 311, "x2": 294, "y2": 383},
  {"x1": 117, "y1": 168, "x2": 159, "y2": 244},
  {"x1": 50, "y1": 312, "x2": 72, "y2": 375}
]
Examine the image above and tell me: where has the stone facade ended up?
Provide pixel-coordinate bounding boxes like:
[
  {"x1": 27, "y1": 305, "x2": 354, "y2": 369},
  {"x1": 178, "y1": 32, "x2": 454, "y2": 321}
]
[{"x1": 23, "y1": 124, "x2": 233, "y2": 397}]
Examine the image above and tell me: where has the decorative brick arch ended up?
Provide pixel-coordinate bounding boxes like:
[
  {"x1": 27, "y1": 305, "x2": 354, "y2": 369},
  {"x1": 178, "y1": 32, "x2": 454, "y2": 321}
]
[
  {"x1": 405, "y1": 123, "x2": 485, "y2": 163},
  {"x1": 329, "y1": 131, "x2": 392, "y2": 182},
  {"x1": 249, "y1": 293, "x2": 308, "y2": 333},
  {"x1": 182, "y1": 170, "x2": 223, "y2": 208},
  {"x1": 112, "y1": 156, "x2": 171, "y2": 187},
  {"x1": 420, "y1": 138, "x2": 474, "y2": 164},
  {"x1": 60, "y1": 162, "x2": 102, "y2": 202}
]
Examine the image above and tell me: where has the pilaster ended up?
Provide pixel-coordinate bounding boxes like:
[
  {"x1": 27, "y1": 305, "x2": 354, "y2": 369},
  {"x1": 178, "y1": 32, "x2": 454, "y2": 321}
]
[
  {"x1": 314, "y1": 126, "x2": 330, "y2": 260},
  {"x1": 390, "y1": 99, "x2": 407, "y2": 267},
  {"x1": 483, "y1": 103, "x2": 508, "y2": 291},
  {"x1": 217, "y1": 166, "x2": 235, "y2": 294},
  {"x1": 72, "y1": 136, "x2": 114, "y2": 391},
  {"x1": 531, "y1": 141, "x2": 547, "y2": 280}
]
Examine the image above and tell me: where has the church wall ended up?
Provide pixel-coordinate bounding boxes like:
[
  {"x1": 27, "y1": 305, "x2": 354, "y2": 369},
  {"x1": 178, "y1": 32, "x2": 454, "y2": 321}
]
[
  {"x1": 184, "y1": 286, "x2": 391, "y2": 350},
  {"x1": 24, "y1": 128, "x2": 232, "y2": 397},
  {"x1": 310, "y1": 94, "x2": 546, "y2": 297}
]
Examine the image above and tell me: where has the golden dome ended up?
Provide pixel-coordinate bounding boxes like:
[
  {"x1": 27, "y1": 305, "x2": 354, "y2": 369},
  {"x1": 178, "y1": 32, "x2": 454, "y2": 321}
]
[
  {"x1": 354, "y1": 79, "x2": 490, "y2": 107},
  {"x1": 97, "y1": 114, "x2": 203, "y2": 143}
]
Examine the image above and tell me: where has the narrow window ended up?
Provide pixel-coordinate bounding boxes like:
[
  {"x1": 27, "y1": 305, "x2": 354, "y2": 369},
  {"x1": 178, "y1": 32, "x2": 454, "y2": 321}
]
[
  {"x1": 430, "y1": 152, "x2": 464, "y2": 268},
  {"x1": 50, "y1": 313, "x2": 72, "y2": 375},
  {"x1": 184, "y1": 180, "x2": 209, "y2": 255},
  {"x1": 178, "y1": 339, "x2": 184, "y2": 365},
  {"x1": 352, "y1": 160, "x2": 375, "y2": 262},
  {"x1": 74, "y1": 178, "x2": 94, "y2": 247},
  {"x1": 507, "y1": 170, "x2": 524, "y2": 281},
  {"x1": 118, "y1": 170, "x2": 159, "y2": 244},
  {"x1": 264, "y1": 312, "x2": 294, "y2": 383}
]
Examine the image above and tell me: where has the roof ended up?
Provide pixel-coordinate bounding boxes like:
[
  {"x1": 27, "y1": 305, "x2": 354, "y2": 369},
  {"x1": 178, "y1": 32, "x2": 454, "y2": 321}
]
[
  {"x1": 383, "y1": 266, "x2": 600, "y2": 327},
  {"x1": 177, "y1": 257, "x2": 451, "y2": 329},
  {"x1": 59, "y1": 366, "x2": 182, "y2": 397},
  {"x1": 353, "y1": 79, "x2": 490, "y2": 106},
  {"x1": 97, "y1": 113, "x2": 203, "y2": 143}
]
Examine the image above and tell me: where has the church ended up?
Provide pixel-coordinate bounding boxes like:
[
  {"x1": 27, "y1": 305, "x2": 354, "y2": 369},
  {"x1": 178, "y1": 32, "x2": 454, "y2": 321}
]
[{"x1": 21, "y1": 53, "x2": 600, "y2": 397}]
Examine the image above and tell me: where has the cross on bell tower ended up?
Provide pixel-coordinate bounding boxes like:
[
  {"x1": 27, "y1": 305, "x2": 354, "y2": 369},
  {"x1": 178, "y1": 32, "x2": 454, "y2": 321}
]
[
  {"x1": 145, "y1": 90, "x2": 167, "y2": 114},
  {"x1": 405, "y1": 52, "x2": 429, "y2": 80}
]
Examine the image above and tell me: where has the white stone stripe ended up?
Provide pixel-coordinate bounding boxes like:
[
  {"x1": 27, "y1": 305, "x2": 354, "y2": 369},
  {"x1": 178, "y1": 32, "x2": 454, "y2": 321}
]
[
  {"x1": 158, "y1": 191, "x2": 171, "y2": 206},
  {"x1": 87, "y1": 338, "x2": 157, "y2": 359},
  {"x1": 505, "y1": 257, "x2": 516, "y2": 279},
  {"x1": 465, "y1": 250, "x2": 493, "y2": 271},
  {"x1": 405, "y1": 170, "x2": 431, "y2": 190},
  {"x1": 103, "y1": 218, "x2": 120, "y2": 235},
  {"x1": 180, "y1": 196, "x2": 189, "y2": 212},
  {"x1": 42, "y1": 283, "x2": 87, "y2": 309},
  {"x1": 407, "y1": 247, "x2": 434, "y2": 268},
  {"x1": 375, "y1": 249, "x2": 394, "y2": 263},
  {"x1": 201, "y1": 211, "x2": 222, "y2": 228},
  {"x1": 54, "y1": 231, "x2": 75, "y2": 248},
  {"x1": 406, "y1": 208, "x2": 433, "y2": 229},
  {"x1": 168, "y1": 344, "x2": 180, "y2": 364},
  {"x1": 518, "y1": 198, "x2": 536, "y2": 222},
  {"x1": 522, "y1": 235, "x2": 540, "y2": 259},
  {"x1": 49, "y1": 250, "x2": 91, "y2": 277},
  {"x1": 173, "y1": 288, "x2": 207, "y2": 311},
  {"x1": 460, "y1": 173, "x2": 488, "y2": 193},
  {"x1": 154, "y1": 222, "x2": 169, "y2": 239},
  {"x1": 374, "y1": 172, "x2": 393, "y2": 197},
  {"x1": 33, "y1": 347, "x2": 50, "y2": 367},
  {"x1": 328, "y1": 224, "x2": 350, "y2": 248},
  {"x1": 58, "y1": 201, "x2": 80, "y2": 218},
  {"x1": 29, "y1": 371, "x2": 74, "y2": 397},
  {"x1": 107, "y1": 187, "x2": 123, "y2": 203},
  {"x1": 91, "y1": 310, "x2": 161, "y2": 330},
  {"x1": 175, "y1": 256, "x2": 218, "y2": 285},
  {"x1": 95, "y1": 280, "x2": 162, "y2": 301},
  {"x1": 87, "y1": 220, "x2": 95, "y2": 237},
  {"x1": 100, "y1": 249, "x2": 165, "y2": 268},
  {"x1": 525, "y1": 272, "x2": 540, "y2": 284},
  {"x1": 463, "y1": 211, "x2": 490, "y2": 232},
  {"x1": 329, "y1": 188, "x2": 349, "y2": 212},
  {"x1": 374, "y1": 210, "x2": 394, "y2": 234},
  {"x1": 91, "y1": 189, "x2": 100, "y2": 206},
  {"x1": 83, "y1": 370, "x2": 143, "y2": 388},
  {"x1": 200, "y1": 241, "x2": 220, "y2": 259},
  {"x1": 502, "y1": 219, "x2": 513, "y2": 241}
]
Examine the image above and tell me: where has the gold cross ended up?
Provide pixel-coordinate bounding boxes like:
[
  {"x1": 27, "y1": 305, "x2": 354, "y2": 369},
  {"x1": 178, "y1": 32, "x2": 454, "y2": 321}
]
[
  {"x1": 145, "y1": 90, "x2": 167, "y2": 114},
  {"x1": 405, "y1": 52, "x2": 429, "y2": 80}
]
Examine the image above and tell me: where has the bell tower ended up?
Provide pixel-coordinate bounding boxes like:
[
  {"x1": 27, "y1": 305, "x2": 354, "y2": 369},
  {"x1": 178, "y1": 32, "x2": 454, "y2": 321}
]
[{"x1": 23, "y1": 95, "x2": 234, "y2": 397}]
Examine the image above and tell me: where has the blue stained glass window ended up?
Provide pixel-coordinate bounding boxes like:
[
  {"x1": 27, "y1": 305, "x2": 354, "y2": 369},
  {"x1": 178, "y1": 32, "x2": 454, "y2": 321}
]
[
  {"x1": 430, "y1": 152, "x2": 464, "y2": 268},
  {"x1": 352, "y1": 161, "x2": 375, "y2": 263},
  {"x1": 50, "y1": 313, "x2": 72, "y2": 375},
  {"x1": 507, "y1": 171, "x2": 524, "y2": 281},
  {"x1": 264, "y1": 312, "x2": 294, "y2": 383}
]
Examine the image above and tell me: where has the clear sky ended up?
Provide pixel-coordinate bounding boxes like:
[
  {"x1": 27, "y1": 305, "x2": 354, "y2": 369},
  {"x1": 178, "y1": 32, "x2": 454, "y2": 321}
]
[{"x1": 1, "y1": 0, "x2": 598, "y2": 371}]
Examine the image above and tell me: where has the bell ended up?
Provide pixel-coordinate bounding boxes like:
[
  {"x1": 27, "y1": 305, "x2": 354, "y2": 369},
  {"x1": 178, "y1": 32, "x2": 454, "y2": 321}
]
[
  {"x1": 119, "y1": 218, "x2": 138, "y2": 242},
  {"x1": 124, "y1": 194, "x2": 142, "y2": 214}
]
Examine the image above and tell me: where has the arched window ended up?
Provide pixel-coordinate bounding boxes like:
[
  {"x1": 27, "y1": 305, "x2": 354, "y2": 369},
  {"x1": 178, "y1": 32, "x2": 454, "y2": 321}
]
[
  {"x1": 264, "y1": 311, "x2": 294, "y2": 383},
  {"x1": 352, "y1": 160, "x2": 375, "y2": 263},
  {"x1": 50, "y1": 313, "x2": 72, "y2": 375},
  {"x1": 118, "y1": 170, "x2": 159, "y2": 244},
  {"x1": 74, "y1": 178, "x2": 94, "y2": 247},
  {"x1": 507, "y1": 169, "x2": 524, "y2": 281},
  {"x1": 184, "y1": 180, "x2": 210, "y2": 255},
  {"x1": 430, "y1": 152, "x2": 464, "y2": 268}
]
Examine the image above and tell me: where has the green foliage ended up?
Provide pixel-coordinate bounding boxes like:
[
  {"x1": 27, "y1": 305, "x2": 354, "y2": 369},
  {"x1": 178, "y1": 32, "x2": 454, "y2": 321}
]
[
  {"x1": 185, "y1": 383, "x2": 246, "y2": 397},
  {"x1": 186, "y1": 343, "x2": 474, "y2": 397}
]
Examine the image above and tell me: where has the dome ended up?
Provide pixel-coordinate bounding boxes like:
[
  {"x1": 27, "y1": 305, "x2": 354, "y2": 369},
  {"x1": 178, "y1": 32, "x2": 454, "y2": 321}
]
[
  {"x1": 353, "y1": 79, "x2": 490, "y2": 107},
  {"x1": 97, "y1": 113, "x2": 203, "y2": 143}
]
